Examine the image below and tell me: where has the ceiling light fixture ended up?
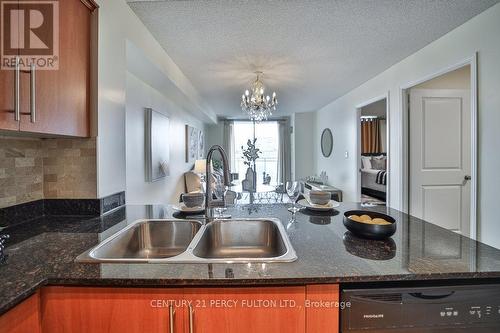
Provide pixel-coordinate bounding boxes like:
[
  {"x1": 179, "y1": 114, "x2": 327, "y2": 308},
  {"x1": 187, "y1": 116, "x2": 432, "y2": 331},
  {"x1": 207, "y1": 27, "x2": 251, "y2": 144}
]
[{"x1": 241, "y1": 72, "x2": 277, "y2": 122}]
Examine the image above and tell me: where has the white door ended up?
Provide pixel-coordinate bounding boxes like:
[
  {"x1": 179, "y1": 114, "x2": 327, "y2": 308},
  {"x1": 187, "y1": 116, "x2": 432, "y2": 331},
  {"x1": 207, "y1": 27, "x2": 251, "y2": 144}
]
[{"x1": 409, "y1": 89, "x2": 471, "y2": 236}]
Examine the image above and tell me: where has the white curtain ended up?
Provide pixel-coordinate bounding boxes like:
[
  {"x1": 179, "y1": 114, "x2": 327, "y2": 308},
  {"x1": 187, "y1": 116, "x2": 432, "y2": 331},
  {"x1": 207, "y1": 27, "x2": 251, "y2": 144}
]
[
  {"x1": 222, "y1": 120, "x2": 235, "y2": 170},
  {"x1": 277, "y1": 119, "x2": 292, "y2": 183}
]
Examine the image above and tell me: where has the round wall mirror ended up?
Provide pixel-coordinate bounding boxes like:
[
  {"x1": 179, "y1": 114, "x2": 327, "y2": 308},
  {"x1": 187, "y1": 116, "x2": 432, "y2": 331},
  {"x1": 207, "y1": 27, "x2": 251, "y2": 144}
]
[{"x1": 321, "y1": 128, "x2": 333, "y2": 157}]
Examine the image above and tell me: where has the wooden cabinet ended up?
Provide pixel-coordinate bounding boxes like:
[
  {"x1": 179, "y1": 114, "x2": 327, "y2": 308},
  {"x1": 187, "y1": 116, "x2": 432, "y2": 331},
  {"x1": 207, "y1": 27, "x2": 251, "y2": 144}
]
[
  {"x1": 0, "y1": 0, "x2": 96, "y2": 137},
  {"x1": 0, "y1": 61, "x2": 18, "y2": 131},
  {"x1": 0, "y1": 0, "x2": 18, "y2": 132},
  {"x1": 184, "y1": 287, "x2": 306, "y2": 333},
  {"x1": 1, "y1": 284, "x2": 339, "y2": 333},
  {"x1": 41, "y1": 287, "x2": 184, "y2": 333},
  {"x1": 0, "y1": 292, "x2": 42, "y2": 333},
  {"x1": 306, "y1": 284, "x2": 340, "y2": 333}
]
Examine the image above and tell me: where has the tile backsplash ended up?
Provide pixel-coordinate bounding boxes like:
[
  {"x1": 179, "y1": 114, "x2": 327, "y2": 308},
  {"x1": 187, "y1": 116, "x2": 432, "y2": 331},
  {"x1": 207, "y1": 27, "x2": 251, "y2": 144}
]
[
  {"x1": 0, "y1": 137, "x2": 44, "y2": 208},
  {"x1": 42, "y1": 138, "x2": 97, "y2": 199},
  {"x1": 0, "y1": 136, "x2": 97, "y2": 209}
]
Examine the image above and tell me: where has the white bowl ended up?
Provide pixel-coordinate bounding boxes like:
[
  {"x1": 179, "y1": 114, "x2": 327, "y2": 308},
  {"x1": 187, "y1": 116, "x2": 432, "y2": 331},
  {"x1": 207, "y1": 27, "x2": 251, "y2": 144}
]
[
  {"x1": 182, "y1": 193, "x2": 204, "y2": 208},
  {"x1": 309, "y1": 190, "x2": 331, "y2": 205}
]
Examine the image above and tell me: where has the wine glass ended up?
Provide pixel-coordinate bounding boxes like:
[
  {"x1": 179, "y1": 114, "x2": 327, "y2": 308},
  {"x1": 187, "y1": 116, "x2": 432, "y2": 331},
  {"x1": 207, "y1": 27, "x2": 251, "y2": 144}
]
[
  {"x1": 286, "y1": 181, "x2": 301, "y2": 214},
  {"x1": 213, "y1": 182, "x2": 228, "y2": 218}
]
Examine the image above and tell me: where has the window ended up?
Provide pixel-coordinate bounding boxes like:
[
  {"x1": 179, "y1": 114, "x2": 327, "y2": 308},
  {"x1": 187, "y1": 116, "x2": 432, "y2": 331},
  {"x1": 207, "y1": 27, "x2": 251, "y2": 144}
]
[{"x1": 232, "y1": 121, "x2": 279, "y2": 185}]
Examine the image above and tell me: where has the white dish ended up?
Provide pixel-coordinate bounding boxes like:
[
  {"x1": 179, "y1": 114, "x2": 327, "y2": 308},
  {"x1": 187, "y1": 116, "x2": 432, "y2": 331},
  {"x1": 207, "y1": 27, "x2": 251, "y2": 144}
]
[
  {"x1": 298, "y1": 198, "x2": 340, "y2": 211},
  {"x1": 172, "y1": 203, "x2": 204, "y2": 213}
]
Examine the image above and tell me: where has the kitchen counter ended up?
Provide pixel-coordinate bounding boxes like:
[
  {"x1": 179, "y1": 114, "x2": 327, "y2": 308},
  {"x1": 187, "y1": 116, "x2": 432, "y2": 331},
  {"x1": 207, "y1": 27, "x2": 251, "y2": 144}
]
[{"x1": 1, "y1": 203, "x2": 500, "y2": 315}]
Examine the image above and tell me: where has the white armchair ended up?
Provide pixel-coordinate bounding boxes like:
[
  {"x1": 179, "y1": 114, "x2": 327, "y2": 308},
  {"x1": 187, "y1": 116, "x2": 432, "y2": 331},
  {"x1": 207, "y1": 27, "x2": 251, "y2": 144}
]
[{"x1": 184, "y1": 171, "x2": 202, "y2": 193}]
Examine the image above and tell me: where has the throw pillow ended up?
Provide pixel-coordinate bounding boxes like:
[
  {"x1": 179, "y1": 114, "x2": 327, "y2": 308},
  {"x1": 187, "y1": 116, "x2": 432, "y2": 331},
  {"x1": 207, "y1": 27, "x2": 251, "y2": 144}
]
[
  {"x1": 371, "y1": 155, "x2": 387, "y2": 170},
  {"x1": 361, "y1": 156, "x2": 372, "y2": 169}
]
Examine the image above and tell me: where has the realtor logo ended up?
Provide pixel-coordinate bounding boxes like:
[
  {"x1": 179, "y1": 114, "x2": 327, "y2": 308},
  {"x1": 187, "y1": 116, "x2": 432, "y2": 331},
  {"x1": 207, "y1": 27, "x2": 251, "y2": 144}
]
[{"x1": 1, "y1": 0, "x2": 59, "y2": 70}]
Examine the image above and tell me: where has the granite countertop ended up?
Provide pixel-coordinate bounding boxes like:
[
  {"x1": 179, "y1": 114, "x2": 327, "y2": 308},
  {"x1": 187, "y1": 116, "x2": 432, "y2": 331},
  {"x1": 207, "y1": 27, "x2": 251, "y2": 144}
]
[{"x1": 1, "y1": 203, "x2": 500, "y2": 314}]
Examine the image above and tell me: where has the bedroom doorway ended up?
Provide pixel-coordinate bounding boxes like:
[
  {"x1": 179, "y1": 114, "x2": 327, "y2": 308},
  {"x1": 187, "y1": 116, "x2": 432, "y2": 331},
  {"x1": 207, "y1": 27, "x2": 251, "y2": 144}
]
[
  {"x1": 404, "y1": 64, "x2": 475, "y2": 237},
  {"x1": 357, "y1": 96, "x2": 389, "y2": 206}
]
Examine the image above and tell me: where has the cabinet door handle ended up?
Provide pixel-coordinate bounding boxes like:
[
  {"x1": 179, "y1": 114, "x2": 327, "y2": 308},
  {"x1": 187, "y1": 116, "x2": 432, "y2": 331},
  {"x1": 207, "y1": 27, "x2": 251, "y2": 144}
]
[
  {"x1": 188, "y1": 304, "x2": 194, "y2": 333},
  {"x1": 14, "y1": 56, "x2": 20, "y2": 122},
  {"x1": 29, "y1": 63, "x2": 36, "y2": 123},
  {"x1": 168, "y1": 304, "x2": 175, "y2": 333}
]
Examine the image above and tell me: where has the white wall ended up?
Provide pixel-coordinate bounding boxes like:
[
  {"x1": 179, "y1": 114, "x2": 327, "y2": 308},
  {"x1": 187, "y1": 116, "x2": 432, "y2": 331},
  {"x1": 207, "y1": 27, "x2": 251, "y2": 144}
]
[
  {"x1": 413, "y1": 65, "x2": 470, "y2": 89},
  {"x1": 314, "y1": 3, "x2": 500, "y2": 248},
  {"x1": 293, "y1": 112, "x2": 316, "y2": 180},
  {"x1": 361, "y1": 99, "x2": 386, "y2": 117},
  {"x1": 126, "y1": 73, "x2": 203, "y2": 204},
  {"x1": 96, "y1": 0, "x2": 215, "y2": 198},
  {"x1": 206, "y1": 122, "x2": 224, "y2": 151},
  {"x1": 315, "y1": 105, "x2": 357, "y2": 199}
]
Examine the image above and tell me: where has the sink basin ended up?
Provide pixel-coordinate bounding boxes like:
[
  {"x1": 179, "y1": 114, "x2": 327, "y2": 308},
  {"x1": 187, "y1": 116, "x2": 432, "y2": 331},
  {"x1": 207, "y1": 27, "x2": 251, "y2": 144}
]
[
  {"x1": 78, "y1": 219, "x2": 201, "y2": 262},
  {"x1": 77, "y1": 218, "x2": 297, "y2": 263},
  {"x1": 193, "y1": 219, "x2": 287, "y2": 259}
]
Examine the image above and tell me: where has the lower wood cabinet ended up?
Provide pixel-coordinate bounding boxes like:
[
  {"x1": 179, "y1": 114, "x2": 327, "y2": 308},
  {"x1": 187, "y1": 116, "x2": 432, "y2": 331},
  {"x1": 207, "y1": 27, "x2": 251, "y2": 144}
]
[
  {"x1": 2, "y1": 284, "x2": 339, "y2": 333},
  {"x1": 0, "y1": 292, "x2": 41, "y2": 333},
  {"x1": 306, "y1": 284, "x2": 340, "y2": 332},
  {"x1": 41, "y1": 287, "x2": 184, "y2": 333},
  {"x1": 184, "y1": 287, "x2": 306, "y2": 333}
]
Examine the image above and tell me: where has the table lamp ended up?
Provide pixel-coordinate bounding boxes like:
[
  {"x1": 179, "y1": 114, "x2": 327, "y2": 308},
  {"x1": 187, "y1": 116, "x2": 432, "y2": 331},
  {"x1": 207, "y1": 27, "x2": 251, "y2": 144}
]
[{"x1": 194, "y1": 159, "x2": 207, "y2": 176}]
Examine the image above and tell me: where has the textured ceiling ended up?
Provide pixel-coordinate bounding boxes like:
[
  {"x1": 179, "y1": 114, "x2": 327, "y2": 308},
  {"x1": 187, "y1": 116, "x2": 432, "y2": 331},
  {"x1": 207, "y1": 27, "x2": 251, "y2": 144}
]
[{"x1": 127, "y1": 0, "x2": 498, "y2": 118}]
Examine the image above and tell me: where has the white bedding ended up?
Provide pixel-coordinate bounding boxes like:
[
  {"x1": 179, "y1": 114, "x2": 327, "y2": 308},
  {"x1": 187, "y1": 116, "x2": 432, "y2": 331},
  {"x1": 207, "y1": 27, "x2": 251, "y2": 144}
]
[{"x1": 361, "y1": 168, "x2": 386, "y2": 192}]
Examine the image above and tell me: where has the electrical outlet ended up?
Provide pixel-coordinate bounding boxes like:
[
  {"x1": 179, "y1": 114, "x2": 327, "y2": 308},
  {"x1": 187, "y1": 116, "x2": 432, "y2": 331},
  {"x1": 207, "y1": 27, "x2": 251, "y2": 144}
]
[{"x1": 345, "y1": 151, "x2": 349, "y2": 159}]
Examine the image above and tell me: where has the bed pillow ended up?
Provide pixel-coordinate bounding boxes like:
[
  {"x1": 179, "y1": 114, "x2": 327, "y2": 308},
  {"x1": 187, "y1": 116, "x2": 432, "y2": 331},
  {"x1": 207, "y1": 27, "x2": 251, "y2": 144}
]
[
  {"x1": 361, "y1": 156, "x2": 372, "y2": 169},
  {"x1": 371, "y1": 155, "x2": 387, "y2": 170}
]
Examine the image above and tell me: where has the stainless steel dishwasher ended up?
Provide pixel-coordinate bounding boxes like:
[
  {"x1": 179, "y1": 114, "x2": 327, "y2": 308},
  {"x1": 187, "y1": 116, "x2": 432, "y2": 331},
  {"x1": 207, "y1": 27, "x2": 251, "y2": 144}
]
[{"x1": 342, "y1": 284, "x2": 500, "y2": 332}]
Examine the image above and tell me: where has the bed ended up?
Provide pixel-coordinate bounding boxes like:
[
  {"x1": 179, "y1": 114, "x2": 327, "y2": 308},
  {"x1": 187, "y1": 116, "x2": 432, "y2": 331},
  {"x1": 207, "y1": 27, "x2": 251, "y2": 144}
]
[{"x1": 361, "y1": 153, "x2": 387, "y2": 201}]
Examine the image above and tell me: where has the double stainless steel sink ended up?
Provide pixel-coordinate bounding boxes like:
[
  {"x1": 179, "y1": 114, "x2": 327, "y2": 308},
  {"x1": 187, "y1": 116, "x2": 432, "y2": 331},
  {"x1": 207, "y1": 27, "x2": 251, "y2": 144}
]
[{"x1": 76, "y1": 218, "x2": 297, "y2": 263}]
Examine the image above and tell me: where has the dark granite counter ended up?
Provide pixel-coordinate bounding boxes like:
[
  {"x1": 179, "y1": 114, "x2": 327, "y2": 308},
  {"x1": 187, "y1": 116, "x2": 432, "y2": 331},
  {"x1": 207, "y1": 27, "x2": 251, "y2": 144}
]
[{"x1": 1, "y1": 203, "x2": 500, "y2": 315}]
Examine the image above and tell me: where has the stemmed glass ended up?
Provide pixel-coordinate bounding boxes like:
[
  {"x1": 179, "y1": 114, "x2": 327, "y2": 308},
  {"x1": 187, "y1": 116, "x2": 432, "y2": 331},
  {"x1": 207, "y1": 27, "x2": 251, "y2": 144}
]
[
  {"x1": 286, "y1": 181, "x2": 301, "y2": 214},
  {"x1": 214, "y1": 182, "x2": 228, "y2": 218}
]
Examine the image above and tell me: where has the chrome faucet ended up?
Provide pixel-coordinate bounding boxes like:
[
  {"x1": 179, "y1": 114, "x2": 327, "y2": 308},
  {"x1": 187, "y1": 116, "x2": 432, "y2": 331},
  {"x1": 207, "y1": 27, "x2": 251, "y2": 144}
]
[{"x1": 205, "y1": 145, "x2": 231, "y2": 220}]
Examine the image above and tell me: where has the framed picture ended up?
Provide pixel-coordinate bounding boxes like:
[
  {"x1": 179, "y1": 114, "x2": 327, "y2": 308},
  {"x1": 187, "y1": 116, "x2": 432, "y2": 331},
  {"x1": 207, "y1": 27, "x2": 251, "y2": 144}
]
[
  {"x1": 198, "y1": 130, "x2": 205, "y2": 159},
  {"x1": 145, "y1": 108, "x2": 170, "y2": 182},
  {"x1": 185, "y1": 125, "x2": 205, "y2": 162},
  {"x1": 185, "y1": 125, "x2": 197, "y2": 163}
]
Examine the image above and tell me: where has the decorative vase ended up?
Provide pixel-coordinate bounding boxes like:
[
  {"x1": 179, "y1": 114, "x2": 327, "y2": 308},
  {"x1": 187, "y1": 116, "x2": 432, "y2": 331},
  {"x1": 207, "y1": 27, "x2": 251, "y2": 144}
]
[{"x1": 242, "y1": 167, "x2": 257, "y2": 192}]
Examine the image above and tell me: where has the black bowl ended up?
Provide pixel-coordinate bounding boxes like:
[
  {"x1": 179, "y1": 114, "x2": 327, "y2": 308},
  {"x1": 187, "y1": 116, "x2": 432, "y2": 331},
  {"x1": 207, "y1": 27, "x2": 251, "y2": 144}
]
[{"x1": 343, "y1": 210, "x2": 396, "y2": 240}]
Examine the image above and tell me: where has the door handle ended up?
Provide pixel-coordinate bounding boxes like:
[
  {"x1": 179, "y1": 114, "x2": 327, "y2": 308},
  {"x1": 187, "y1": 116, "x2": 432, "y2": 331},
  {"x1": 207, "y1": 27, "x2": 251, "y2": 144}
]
[
  {"x1": 463, "y1": 175, "x2": 471, "y2": 185},
  {"x1": 14, "y1": 56, "x2": 20, "y2": 121},
  {"x1": 29, "y1": 63, "x2": 36, "y2": 123},
  {"x1": 188, "y1": 304, "x2": 194, "y2": 333},
  {"x1": 168, "y1": 304, "x2": 175, "y2": 333}
]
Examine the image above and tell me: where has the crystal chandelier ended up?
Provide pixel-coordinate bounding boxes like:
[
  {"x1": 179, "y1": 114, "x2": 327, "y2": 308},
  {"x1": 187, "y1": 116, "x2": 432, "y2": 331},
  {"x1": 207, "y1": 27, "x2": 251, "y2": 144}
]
[{"x1": 241, "y1": 72, "x2": 277, "y2": 121}]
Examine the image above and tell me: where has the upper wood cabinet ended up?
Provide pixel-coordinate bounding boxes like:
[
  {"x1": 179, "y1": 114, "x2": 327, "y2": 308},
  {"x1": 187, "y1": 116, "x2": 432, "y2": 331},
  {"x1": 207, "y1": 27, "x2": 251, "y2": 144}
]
[
  {"x1": 0, "y1": 0, "x2": 18, "y2": 132},
  {"x1": 0, "y1": 0, "x2": 96, "y2": 137},
  {"x1": 0, "y1": 292, "x2": 42, "y2": 333},
  {"x1": 0, "y1": 59, "x2": 18, "y2": 131}
]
